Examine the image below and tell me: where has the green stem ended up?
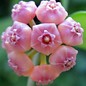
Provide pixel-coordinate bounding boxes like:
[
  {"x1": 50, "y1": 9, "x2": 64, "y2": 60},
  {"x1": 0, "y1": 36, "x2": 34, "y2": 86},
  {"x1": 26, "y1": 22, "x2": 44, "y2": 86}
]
[
  {"x1": 29, "y1": 19, "x2": 36, "y2": 27},
  {"x1": 27, "y1": 77, "x2": 35, "y2": 86},
  {"x1": 27, "y1": 53, "x2": 40, "y2": 86},
  {"x1": 32, "y1": 53, "x2": 40, "y2": 65},
  {"x1": 40, "y1": 53, "x2": 47, "y2": 65},
  {"x1": 28, "y1": 49, "x2": 37, "y2": 59}
]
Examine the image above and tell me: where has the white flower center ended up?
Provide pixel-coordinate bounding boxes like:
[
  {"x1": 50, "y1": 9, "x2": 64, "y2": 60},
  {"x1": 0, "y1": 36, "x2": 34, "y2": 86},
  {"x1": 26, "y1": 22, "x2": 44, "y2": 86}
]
[
  {"x1": 42, "y1": 34, "x2": 51, "y2": 44},
  {"x1": 38, "y1": 30, "x2": 55, "y2": 47}
]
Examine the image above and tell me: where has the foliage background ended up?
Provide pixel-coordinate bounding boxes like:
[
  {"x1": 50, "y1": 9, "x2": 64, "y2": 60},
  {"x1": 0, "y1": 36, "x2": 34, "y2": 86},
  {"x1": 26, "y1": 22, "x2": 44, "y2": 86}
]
[{"x1": 0, "y1": 0, "x2": 86, "y2": 86}]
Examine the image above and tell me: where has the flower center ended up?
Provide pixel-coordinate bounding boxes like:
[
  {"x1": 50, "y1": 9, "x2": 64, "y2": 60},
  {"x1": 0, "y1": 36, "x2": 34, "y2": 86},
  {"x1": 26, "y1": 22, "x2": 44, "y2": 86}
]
[
  {"x1": 38, "y1": 30, "x2": 55, "y2": 47},
  {"x1": 74, "y1": 25, "x2": 79, "y2": 33},
  {"x1": 42, "y1": 34, "x2": 51, "y2": 44},
  {"x1": 7, "y1": 29, "x2": 20, "y2": 45},
  {"x1": 49, "y1": 3, "x2": 56, "y2": 9},
  {"x1": 70, "y1": 22, "x2": 84, "y2": 36},
  {"x1": 64, "y1": 60, "x2": 73, "y2": 67},
  {"x1": 64, "y1": 57, "x2": 75, "y2": 68},
  {"x1": 47, "y1": 0, "x2": 58, "y2": 10}
]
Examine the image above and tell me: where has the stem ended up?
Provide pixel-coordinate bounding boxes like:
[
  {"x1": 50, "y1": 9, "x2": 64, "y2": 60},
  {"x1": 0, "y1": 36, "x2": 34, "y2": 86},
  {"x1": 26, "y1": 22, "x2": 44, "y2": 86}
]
[
  {"x1": 27, "y1": 53, "x2": 40, "y2": 86},
  {"x1": 40, "y1": 53, "x2": 47, "y2": 65},
  {"x1": 27, "y1": 77, "x2": 35, "y2": 86},
  {"x1": 28, "y1": 49, "x2": 37, "y2": 59},
  {"x1": 29, "y1": 19, "x2": 36, "y2": 27},
  {"x1": 32, "y1": 53, "x2": 40, "y2": 65}
]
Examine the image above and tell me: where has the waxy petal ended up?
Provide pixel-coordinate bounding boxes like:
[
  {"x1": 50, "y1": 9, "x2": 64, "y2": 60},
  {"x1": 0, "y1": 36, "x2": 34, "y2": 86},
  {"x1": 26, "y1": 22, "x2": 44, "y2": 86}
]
[
  {"x1": 8, "y1": 51, "x2": 34, "y2": 76},
  {"x1": 58, "y1": 17, "x2": 84, "y2": 46},
  {"x1": 12, "y1": 1, "x2": 37, "y2": 24},
  {"x1": 36, "y1": 0, "x2": 68, "y2": 24},
  {"x1": 1, "y1": 21, "x2": 31, "y2": 52},
  {"x1": 30, "y1": 65, "x2": 61, "y2": 85},
  {"x1": 49, "y1": 45, "x2": 78, "y2": 72},
  {"x1": 31, "y1": 23, "x2": 62, "y2": 55}
]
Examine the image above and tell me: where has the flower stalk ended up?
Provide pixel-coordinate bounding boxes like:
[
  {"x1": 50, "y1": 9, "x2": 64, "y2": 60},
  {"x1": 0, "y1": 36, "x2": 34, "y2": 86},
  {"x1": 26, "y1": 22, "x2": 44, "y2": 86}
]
[
  {"x1": 29, "y1": 19, "x2": 36, "y2": 27},
  {"x1": 27, "y1": 77, "x2": 35, "y2": 86},
  {"x1": 40, "y1": 54, "x2": 47, "y2": 65},
  {"x1": 27, "y1": 49, "x2": 37, "y2": 59}
]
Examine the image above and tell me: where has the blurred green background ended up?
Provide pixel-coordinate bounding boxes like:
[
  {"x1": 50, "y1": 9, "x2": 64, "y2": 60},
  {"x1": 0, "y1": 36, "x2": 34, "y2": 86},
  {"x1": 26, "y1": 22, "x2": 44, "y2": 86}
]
[{"x1": 0, "y1": 0, "x2": 86, "y2": 86}]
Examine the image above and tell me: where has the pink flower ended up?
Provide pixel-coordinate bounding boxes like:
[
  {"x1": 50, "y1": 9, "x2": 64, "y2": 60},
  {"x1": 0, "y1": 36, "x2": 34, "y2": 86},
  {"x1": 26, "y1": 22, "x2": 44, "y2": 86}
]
[
  {"x1": 1, "y1": 21, "x2": 31, "y2": 52},
  {"x1": 12, "y1": 1, "x2": 37, "y2": 24},
  {"x1": 58, "y1": 17, "x2": 84, "y2": 46},
  {"x1": 36, "y1": 0, "x2": 68, "y2": 24},
  {"x1": 8, "y1": 51, "x2": 34, "y2": 76},
  {"x1": 30, "y1": 65, "x2": 61, "y2": 85},
  {"x1": 31, "y1": 23, "x2": 62, "y2": 55},
  {"x1": 49, "y1": 45, "x2": 78, "y2": 72}
]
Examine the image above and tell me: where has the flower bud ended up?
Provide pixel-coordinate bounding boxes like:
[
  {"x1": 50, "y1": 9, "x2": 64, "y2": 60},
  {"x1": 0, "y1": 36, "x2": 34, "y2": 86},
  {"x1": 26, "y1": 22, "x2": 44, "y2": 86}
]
[
  {"x1": 1, "y1": 21, "x2": 31, "y2": 52},
  {"x1": 49, "y1": 45, "x2": 78, "y2": 72},
  {"x1": 8, "y1": 51, "x2": 34, "y2": 76},
  {"x1": 58, "y1": 17, "x2": 84, "y2": 46},
  {"x1": 36, "y1": 0, "x2": 68, "y2": 24},
  {"x1": 31, "y1": 23, "x2": 62, "y2": 55},
  {"x1": 12, "y1": 1, "x2": 37, "y2": 24}
]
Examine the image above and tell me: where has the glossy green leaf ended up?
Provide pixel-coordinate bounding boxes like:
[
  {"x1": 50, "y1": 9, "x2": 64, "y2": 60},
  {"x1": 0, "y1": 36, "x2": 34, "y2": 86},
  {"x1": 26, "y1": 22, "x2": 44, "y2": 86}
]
[{"x1": 70, "y1": 11, "x2": 86, "y2": 50}]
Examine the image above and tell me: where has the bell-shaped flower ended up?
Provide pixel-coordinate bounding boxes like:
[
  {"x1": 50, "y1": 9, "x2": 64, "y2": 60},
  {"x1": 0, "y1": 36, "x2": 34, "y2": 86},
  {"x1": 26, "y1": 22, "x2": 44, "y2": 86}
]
[
  {"x1": 49, "y1": 45, "x2": 78, "y2": 72},
  {"x1": 11, "y1": 1, "x2": 37, "y2": 24},
  {"x1": 31, "y1": 23, "x2": 62, "y2": 55},
  {"x1": 36, "y1": 0, "x2": 68, "y2": 24},
  {"x1": 8, "y1": 51, "x2": 34, "y2": 76},
  {"x1": 58, "y1": 17, "x2": 84, "y2": 46},
  {"x1": 1, "y1": 21, "x2": 31, "y2": 52},
  {"x1": 30, "y1": 65, "x2": 61, "y2": 85}
]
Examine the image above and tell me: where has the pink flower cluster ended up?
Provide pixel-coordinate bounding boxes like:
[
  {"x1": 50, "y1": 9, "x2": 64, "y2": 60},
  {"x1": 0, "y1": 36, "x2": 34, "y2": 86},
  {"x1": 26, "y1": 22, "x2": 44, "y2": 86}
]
[{"x1": 1, "y1": 0, "x2": 83, "y2": 85}]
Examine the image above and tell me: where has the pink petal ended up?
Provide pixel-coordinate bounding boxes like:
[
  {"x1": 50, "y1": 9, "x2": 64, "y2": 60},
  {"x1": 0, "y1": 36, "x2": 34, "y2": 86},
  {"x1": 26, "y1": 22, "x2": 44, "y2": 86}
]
[
  {"x1": 58, "y1": 17, "x2": 84, "y2": 46},
  {"x1": 30, "y1": 65, "x2": 61, "y2": 85},
  {"x1": 12, "y1": 1, "x2": 37, "y2": 24},
  {"x1": 36, "y1": 0, "x2": 68, "y2": 24},
  {"x1": 1, "y1": 21, "x2": 31, "y2": 52},
  {"x1": 31, "y1": 23, "x2": 62, "y2": 55},
  {"x1": 8, "y1": 51, "x2": 34, "y2": 76},
  {"x1": 49, "y1": 45, "x2": 78, "y2": 72}
]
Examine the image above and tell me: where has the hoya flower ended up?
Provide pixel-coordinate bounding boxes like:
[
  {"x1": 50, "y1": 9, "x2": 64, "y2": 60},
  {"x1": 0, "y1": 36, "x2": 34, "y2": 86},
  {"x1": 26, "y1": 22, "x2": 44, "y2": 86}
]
[
  {"x1": 1, "y1": 0, "x2": 84, "y2": 85},
  {"x1": 31, "y1": 23, "x2": 62, "y2": 55},
  {"x1": 49, "y1": 45, "x2": 78, "y2": 72},
  {"x1": 12, "y1": 1, "x2": 37, "y2": 24},
  {"x1": 36, "y1": 0, "x2": 68, "y2": 24},
  {"x1": 8, "y1": 51, "x2": 34, "y2": 76},
  {"x1": 1, "y1": 21, "x2": 31, "y2": 52},
  {"x1": 58, "y1": 17, "x2": 84, "y2": 46},
  {"x1": 30, "y1": 65, "x2": 61, "y2": 85}
]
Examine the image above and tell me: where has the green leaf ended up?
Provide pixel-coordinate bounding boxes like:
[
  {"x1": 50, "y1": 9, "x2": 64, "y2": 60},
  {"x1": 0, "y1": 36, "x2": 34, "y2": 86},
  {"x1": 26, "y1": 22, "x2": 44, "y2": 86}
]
[{"x1": 70, "y1": 11, "x2": 86, "y2": 50}]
